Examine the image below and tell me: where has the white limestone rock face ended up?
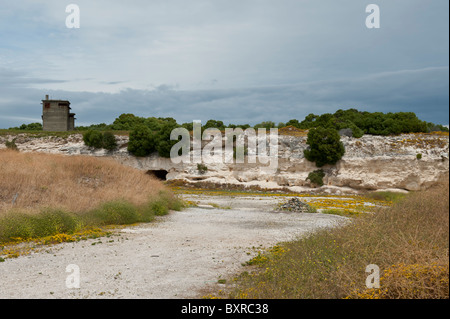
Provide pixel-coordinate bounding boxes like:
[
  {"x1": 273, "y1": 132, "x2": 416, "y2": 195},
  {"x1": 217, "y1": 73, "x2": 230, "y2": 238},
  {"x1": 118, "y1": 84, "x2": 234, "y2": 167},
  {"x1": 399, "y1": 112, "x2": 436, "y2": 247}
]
[{"x1": 1, "y1": 132, "x2": 448, "y2": 192}]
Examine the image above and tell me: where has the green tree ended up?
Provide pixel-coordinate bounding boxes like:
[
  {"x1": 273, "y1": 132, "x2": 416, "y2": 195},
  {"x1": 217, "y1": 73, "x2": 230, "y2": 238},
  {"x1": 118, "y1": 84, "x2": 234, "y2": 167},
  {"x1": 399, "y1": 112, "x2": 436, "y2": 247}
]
[
  {"x1": 350, "y1": 125, "x2": 364, "y2": 138},
  {"x1": 285, "y1": 119, "x2": 301, "y2": 128},
  {"x1": 306, "y1": 169, "x2": 325, "y2": 186},
  {"x1": 204, "y1": 119, "x2": 225, "y2": 131},
  {"x1": 83, "y1": 130, "x2": 104, "y2": 148},
  {"x1": 102, "y1": 132, "x2": 118, "y2": 151},
  {"x1": 298, "y1": 113, "x2": 319, "y2": 129},
  {"x1": 293, "y1": 109, "x2": 434, "y2": 136},
  {"x1": 83, "y1": 130, "x2": 118, "y2": 150},
  {"x1": 254, "y1": 121, "x2": 276, "y2": 130},
  {"x1": 304, "y1": 127, "x2": 345, "y2": 167},
  {"x1": 112, "y1": 113, "x2": 145, "y2": 130},
  {"x1": 155, "y1": 122, "x2": 180, "y2": 158},
  {"x1": 19, "y1": 123, "x2": 43, "y2": 131},
  {"x1": 127, "y1": 125, "x2": 156, "y2": 157},
  {"x1": 426, "y1": 122, "x2": 449, "y2": 132},
  {"x1": 77, "y1": 123, "x2": 111, "y2": 131},
  {"x1": 144, "y1": 117, "x2": 164, "y2": 131},
  {"x1": 181, "y1": 122, "x2": 194, "y2": 132}
]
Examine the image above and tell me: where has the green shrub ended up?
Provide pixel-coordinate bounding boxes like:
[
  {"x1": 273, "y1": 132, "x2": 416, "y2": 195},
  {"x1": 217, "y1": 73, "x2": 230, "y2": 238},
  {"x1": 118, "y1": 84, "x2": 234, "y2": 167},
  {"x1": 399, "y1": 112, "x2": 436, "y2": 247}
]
[
  {"x1": 197, "y1": 163, "x2": 208, "y2": 174},
  {"x1": 83, "y1": 130, "x2": 117, "y2": 150},
  {"x1": 155, "y1": 122, "x2": 181, "y2": 158},
  {"x1": 296, "y1": 109, "x2": 432, "y2": 135},
  {"x1": 416, "y1": 153, "x2": 422, "y2": 160},
  {"x1": 0, "y1": 213, "x2": 34, "y2": 241},
  {"x1": 0, "y1": 210, "x2": 79, "y2": 241},
  {"x1": 89, "y1": 200, "x2": 140, "y2": 225},
  {"x1": 83, "y1": 130, "x2": 104, "y2": 148},
  {"x1": 306, "y1": 169, "x2": 325, "y2": 187},
  {"x1": 0, "y1": 193, "x2": 182, "y2": 243},
  {"x1": 19, "y1": 123, "x2": 43, "y2": 131},
  {"x1": 5, "y1": 139, "x2": 18, "y2": 151},
  {"x1": 349, "y1": 125, "x2": 364, "y2": 138},
  {"x1": 29, "y1": 210, "x2": 79, "y2": 237},
  {"x1": 304, "y1": 127, "x2": 345, "y2": 167},
  {"x1": 149, "y1": 199, "x2": 169, "y2": 216},
  {"x1": 146, "y1": 190, "x2": 184, "y2": 216},
  {"x1": 157, "y1": 190, "x2": 184, "y2": 211},
  {"x1": 168, "y1": 198, "x2": 185, "y2": 211},
  {"x1": 127, "y1": 124, "x2": 156, "y2": 157},
  {"x1": 102, "y1": 132, "x2": 118, "y2": 151}
]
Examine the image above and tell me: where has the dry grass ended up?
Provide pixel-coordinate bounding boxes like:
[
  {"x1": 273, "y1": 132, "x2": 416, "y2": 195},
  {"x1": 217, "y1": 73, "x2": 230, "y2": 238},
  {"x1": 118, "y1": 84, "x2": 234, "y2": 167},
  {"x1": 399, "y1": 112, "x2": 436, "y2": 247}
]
[
  {"x1": 212, "y1": 178, "x2": 449, "y2": 299},
  {"x1": 0, "y1": 149, "x2": 183, "y2": 245},
  {"x1": 0, "y1": 149, "x2": 164, "y2": 214},
  {"x1": 278, "y1": 126, "x2": 308, "y2": 137}
]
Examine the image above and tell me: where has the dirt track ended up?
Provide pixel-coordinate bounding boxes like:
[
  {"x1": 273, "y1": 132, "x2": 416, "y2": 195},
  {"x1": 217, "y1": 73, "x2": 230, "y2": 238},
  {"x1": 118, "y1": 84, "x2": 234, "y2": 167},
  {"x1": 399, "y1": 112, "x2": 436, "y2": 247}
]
[{"x1": 0, "y1": 194, "x2": 346, "y2": 299}]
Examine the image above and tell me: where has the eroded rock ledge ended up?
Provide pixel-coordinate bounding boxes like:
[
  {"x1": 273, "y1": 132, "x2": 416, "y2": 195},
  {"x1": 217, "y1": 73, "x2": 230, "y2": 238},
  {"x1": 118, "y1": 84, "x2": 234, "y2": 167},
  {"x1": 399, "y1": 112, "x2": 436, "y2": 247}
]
[{"x1": 1, "y1": 132, "x2": 448, "y2": 194}]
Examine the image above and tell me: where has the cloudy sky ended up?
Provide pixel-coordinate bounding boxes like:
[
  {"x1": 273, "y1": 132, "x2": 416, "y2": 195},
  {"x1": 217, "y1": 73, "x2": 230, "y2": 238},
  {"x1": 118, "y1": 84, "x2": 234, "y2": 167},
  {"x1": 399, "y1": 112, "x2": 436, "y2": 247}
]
[{"x1": 0, "y1": 0, "x2": 448, "y2": 128}]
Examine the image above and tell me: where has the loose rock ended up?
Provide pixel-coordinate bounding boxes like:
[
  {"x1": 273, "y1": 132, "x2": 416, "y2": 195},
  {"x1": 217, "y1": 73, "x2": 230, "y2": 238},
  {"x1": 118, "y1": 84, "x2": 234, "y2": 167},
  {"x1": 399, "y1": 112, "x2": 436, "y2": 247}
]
[{"x1": 278, "y1": 197, "x2": 315, "y2": 213}]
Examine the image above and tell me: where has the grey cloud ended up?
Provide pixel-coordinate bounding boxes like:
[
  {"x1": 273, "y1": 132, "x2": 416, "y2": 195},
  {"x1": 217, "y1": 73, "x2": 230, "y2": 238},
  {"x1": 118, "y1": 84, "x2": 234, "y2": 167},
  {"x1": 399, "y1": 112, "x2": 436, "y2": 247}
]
[
  {"x1": 0, "y1": 68, "x2": 67, "y2": 87},
  {"x1": 102, "y1": 81, "x2": 127, "y2": 85},
  {"x1": 3, "y1": 66, "x2": 446, "y2": 129},
  {"x1": 0, "y1": 1, "x2": 448, "y2": 128}
]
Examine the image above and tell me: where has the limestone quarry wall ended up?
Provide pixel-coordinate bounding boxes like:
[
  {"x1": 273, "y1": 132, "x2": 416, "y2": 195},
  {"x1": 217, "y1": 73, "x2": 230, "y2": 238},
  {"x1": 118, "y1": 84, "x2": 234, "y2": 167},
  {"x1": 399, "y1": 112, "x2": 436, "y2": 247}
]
[{"x1": 1, "y1": 132, "x2": 448, "y2": 193}]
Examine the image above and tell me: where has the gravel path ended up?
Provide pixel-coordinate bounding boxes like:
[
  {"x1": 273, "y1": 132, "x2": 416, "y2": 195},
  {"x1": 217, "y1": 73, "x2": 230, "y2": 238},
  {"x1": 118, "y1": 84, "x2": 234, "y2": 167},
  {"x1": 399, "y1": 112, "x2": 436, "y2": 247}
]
[{"x1": 0, "y1": 195, "x2": 346, "y2": 299}]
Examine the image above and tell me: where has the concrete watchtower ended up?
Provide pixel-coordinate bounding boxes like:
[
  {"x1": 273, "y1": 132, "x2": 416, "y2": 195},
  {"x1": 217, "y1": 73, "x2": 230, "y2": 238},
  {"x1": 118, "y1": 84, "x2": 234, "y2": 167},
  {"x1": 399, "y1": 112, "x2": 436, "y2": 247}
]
[{"x1": 41, "y1": 95, "x2": 76, "y2": 131}]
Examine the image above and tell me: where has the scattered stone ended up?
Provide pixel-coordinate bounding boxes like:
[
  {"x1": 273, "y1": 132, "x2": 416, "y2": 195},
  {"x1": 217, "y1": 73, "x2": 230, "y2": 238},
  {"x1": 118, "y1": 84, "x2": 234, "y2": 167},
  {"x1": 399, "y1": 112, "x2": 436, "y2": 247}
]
[
  {"x1": 277, "y1": 197, "x2": 316, "y2": 213},
  {"x1": 338, "y1": 128, "x2": 353, "y2": 137}
]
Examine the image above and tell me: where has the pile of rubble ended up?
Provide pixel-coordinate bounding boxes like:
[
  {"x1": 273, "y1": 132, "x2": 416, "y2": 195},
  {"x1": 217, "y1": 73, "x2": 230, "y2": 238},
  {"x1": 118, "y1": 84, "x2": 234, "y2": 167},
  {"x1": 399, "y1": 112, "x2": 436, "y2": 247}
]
[{"x1": 278, "y1": 197, "x2": 316, "y2": 213}]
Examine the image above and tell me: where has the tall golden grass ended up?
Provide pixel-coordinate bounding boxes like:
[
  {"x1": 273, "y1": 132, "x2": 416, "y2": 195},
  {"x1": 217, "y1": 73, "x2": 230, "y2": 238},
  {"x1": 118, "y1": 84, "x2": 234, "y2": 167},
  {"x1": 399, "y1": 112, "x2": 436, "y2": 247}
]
[
  {"x1": 0, "y1": 149, "x2": 183, "y2": 243},
  {"x1": 0, "y1": 149, "x2": 165, "y2": 215},
  {"x1": 220, "y1": 177, "x2": 449, "y2": 299}
]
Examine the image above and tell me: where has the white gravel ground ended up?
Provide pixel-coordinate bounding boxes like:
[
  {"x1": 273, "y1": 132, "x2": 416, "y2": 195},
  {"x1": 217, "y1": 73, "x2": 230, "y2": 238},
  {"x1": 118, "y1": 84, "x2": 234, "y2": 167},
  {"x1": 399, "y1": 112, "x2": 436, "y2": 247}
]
[{"x1": 0, "y1": 195, "x2": 347, "y2": 299}]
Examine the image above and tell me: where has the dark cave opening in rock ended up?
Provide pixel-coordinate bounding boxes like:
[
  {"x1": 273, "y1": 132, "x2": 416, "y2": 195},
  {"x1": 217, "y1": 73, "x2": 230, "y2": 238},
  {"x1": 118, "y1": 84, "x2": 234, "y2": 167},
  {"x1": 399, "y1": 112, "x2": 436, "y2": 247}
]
[{"x1": 147, "y1": 169, "x2": 168, "y2": 181}]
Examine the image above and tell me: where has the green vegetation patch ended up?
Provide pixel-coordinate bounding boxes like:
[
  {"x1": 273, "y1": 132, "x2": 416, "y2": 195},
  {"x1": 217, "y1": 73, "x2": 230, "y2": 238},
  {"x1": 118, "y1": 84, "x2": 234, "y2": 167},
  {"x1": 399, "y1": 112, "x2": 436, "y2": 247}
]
[
  {"x1": 364, "y1": 191, "x2": 408, "y2": 203},
  {"x1": 83, "y1": 130, "x2": 118, "y2": 150},
  {"x1": 306, "y1": 169, "x2": 325, "y2": 187},
  {"x1": 0, "y1": 193, "x2": 184, "y2": 245}
]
